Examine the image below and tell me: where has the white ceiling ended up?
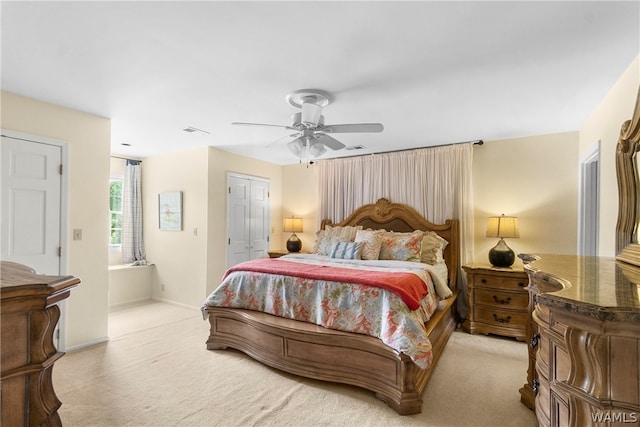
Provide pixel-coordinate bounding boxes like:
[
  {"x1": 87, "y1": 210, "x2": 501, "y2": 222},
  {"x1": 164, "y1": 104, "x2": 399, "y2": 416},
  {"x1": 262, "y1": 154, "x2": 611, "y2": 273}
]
[{"x1": 2, "y1": 1, "x2": 638, "y2": 165}]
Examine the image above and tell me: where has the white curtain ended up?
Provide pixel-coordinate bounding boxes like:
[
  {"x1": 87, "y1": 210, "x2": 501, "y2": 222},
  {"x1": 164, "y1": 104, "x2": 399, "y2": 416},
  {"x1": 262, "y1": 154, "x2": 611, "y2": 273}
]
[
  {"x1": 122, "y1": 160, "x2": 147, "y2": 264},
  {"x1": 317, "y1": 143, "x2": 474, "y2": 318}
]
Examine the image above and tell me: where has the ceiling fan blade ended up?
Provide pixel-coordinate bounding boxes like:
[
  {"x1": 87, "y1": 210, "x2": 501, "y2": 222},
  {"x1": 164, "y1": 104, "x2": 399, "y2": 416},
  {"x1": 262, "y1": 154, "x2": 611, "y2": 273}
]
[
  {"x1": 232, "y1": 122, "x2": 296, "y2": 130},
  {"x1": 316, "y1": 133, "x2": 346, "y2": 150},
  {"x1": 320, "y1": 123, "x2": 384, "y2": 133}
]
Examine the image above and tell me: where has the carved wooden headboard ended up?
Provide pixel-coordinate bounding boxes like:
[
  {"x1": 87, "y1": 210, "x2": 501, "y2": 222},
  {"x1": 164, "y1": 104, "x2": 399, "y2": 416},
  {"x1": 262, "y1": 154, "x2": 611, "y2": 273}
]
[{"x1": 321, "y1": 198, "x2": 460, "y2": 291}]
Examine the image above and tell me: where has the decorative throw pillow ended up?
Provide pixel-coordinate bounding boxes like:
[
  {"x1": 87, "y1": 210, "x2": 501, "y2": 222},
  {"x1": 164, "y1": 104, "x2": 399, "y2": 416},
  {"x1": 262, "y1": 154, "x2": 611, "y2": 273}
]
[
  {"x1": 329, "y1": 241, "x2": 364, "y2": 260},
  {"x1": 312, "y1": 229, "x2": 326, "y2": 254},
  {"x1": 315, "y1": 236, "x2": 350, "y2": 256},
  {"x1": 379, "y1": 232, "x2": 422, "y2": 262},
  {"x1": 354, "y1": 229, "x2": 385, "y2": 260},
  {"x1": 420, "y1": 231, "x2": 448, "y2": 265},
  {"x1": 324, "y1": 225, "x2": 362, "y2": 242}
]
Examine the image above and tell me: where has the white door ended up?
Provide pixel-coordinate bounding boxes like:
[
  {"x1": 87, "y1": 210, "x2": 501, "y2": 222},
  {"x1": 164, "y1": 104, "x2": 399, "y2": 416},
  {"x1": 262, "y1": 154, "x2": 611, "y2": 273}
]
[
  {"x1": 250, "y1": 179, "x2": 269, "y2": 260},
  {"x1": 1, "y1": 136, "x2": 62, "y2": 274},
  {"x1": 226, "y1": 173, "x2": 270, "y2": 269},
  {"x1": 227, "y1": 175, "x2": 251, "y2": 267},
  {"x1": 1, "y1": 134, "x2": 66, "y2": 350}
]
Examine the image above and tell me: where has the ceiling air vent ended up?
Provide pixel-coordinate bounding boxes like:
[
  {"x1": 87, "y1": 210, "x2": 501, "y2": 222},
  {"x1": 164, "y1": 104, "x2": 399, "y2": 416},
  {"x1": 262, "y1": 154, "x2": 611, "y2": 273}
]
[{"x1": 345, "y1": 145, "x2": 366, "y2": 151}]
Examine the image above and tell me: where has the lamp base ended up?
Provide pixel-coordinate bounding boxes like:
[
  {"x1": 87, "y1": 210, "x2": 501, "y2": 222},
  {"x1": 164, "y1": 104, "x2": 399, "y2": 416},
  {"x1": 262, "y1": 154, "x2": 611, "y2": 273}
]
[
  {"x1": 488, "y1": 238, "x2": 515, "y2": 267},
  {"x1": 286, "y1": 233, "x2": 302, "y2": 253}
]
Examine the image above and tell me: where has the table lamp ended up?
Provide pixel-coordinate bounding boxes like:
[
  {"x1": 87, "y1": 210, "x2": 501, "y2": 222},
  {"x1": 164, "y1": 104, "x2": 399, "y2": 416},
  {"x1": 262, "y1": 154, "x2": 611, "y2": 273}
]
[
  {"x1": 486, "y1": 214, "x2": 519, "y2": 267},
  {"x1": 283, "y1": 216, "x2": 303, "y2": 252}
]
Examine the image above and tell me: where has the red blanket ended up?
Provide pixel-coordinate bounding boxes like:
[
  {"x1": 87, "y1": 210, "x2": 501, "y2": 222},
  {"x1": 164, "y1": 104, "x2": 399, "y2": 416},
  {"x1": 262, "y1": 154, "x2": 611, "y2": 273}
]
[{"x1": 223, "y1": 258, "x2": 428, "y2": 310}]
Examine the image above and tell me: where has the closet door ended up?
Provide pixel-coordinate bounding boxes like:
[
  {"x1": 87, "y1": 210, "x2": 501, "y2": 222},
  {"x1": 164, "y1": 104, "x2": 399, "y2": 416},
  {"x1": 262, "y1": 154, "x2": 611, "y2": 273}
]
[
  {"x1": 250, "y1": 179, "x2": 269, "y2": 260},
  {"x1": 226, "y1": 173, "x2": 270, "y2": 269}
]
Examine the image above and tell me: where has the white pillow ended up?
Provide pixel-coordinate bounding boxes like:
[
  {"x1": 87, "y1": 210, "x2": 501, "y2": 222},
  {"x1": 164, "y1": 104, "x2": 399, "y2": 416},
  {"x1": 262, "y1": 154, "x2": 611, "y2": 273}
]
[{"x1": 354, "y1": 229, "x2": 384, "y2": 260}]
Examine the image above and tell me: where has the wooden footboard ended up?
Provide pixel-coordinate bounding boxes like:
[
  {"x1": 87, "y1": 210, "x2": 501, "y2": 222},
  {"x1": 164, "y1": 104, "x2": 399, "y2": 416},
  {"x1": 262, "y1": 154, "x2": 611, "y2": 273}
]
[{"x1": 205, "y1": 291, "x2": 457, "y2": 415}]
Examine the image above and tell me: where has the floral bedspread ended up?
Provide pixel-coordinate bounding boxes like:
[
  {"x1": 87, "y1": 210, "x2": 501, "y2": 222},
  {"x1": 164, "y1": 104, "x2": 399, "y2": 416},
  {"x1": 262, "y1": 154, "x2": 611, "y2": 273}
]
[{"x1": 202, "y1": 255, "x2": 444, "y2": 369}]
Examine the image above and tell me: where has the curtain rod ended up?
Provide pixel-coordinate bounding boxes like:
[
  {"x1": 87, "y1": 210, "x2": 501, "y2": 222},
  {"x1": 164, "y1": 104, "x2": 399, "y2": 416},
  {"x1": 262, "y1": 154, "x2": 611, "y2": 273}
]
[
  {"x1": 110, "y1": 155, "x2": 143, "y2": 162},
  {"x1": 371, "y1": 138, "x2": 484, "y2": 155},
  {"x1": 321, "y1": 138, "x2": 483, "y2": 161}
]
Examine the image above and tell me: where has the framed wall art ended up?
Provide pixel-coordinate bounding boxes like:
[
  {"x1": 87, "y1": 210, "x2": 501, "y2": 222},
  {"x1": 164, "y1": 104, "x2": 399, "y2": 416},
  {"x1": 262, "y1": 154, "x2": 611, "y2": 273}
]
[{"x1": 158, "y1": 191, "x2": 182, "y2": 231}]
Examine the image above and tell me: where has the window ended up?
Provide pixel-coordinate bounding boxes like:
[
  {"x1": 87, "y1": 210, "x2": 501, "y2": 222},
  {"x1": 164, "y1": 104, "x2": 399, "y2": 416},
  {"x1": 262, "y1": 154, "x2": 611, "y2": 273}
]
[{"x1": 110, "y1": 178, "x2": 123, "y2": 246}]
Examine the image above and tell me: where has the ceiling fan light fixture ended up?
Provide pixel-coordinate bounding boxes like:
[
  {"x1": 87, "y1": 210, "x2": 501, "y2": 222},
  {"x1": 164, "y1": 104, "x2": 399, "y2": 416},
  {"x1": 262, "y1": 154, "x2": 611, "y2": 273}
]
[
  {"x1": 301, "y1": 102, "x2": 323, "y2": 127},
  {"x1": 308, "y1": 140, "x2": 327, "y2": 157},
  {"x1": 287, "y1": 138, "x2": 305, "y2": 157}
]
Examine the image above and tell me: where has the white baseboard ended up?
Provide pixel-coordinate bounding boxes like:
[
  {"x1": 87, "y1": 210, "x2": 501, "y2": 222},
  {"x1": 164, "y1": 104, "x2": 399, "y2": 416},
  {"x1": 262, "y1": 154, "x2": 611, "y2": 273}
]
[
  {"x1": 151, "y1": 296, "x2": 200, "y2": 312},
  {"x1": 65, "y1": 336, "x2": 109, "y2": 353}
]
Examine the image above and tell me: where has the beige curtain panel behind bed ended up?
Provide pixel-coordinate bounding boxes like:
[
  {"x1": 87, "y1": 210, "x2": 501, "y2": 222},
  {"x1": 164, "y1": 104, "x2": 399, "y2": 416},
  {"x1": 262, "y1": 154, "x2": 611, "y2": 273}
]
[{"x1": 317, "y1": 142, "x2": 474, "y2": 317}]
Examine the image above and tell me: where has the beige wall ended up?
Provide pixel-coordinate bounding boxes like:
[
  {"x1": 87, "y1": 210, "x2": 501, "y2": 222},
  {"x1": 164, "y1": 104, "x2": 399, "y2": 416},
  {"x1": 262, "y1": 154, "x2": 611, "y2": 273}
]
[
  {"x1": 580, "y1": 54, "x2": 639, "y2": 257},
  {"x1": 143, "y1": 147, "x2": 210, "y2": 308},
  {"x1": 1, "y1": 91, "x2": 111, "y2": 348},
  {"x1": 142, "y1": 146, "x2": 284, "y2": 305},
  {"x1": 472, "y1": 132, "x2": 579, "y2": 266},
  {"x1": 281, "y1": 163, "x2": 320, "y2": 254}
]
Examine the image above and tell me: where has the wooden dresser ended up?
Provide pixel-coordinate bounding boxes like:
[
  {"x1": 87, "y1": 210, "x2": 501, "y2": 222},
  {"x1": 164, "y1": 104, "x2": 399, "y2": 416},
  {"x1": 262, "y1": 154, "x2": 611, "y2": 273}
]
[
  {"x1": 1, "y1": 261, "x2": 80, "y2": 427},
  {"x1": 462, "y1": 264, "x2": 529, "y2": 341},
  {"x1": 520, "y1": 254, "x2": 640, "y2": 427}
]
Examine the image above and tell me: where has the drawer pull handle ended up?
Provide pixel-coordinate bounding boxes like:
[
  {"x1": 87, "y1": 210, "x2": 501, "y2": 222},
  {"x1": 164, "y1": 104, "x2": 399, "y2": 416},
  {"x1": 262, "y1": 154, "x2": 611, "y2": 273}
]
[
  {"x1": 518, "y1": 282, "x2": 526, "y2": 287},
  {"x1": 492, "y1": 314, "x2": 512, "y2": 323},
  {"x1": 530, "y1": 333, "x2": 540, "y2": 349},
  {"x1": 493, "y1": 295, "x2": 512, "y2": 305},
  {"x1": 481, "y1": 279, "x2": 487, "y2": 284}
]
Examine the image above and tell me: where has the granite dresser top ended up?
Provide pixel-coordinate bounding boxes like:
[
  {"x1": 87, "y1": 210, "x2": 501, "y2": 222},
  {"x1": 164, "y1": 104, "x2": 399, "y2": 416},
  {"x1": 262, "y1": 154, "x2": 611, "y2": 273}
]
[{"x1": 520, "y1": 254, "x2": 640, "y2": 322}]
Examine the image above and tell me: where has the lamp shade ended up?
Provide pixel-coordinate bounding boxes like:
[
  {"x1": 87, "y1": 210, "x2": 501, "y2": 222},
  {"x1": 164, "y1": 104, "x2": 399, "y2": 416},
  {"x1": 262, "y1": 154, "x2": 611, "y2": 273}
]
[
  {"x1": 486, "y1": 215, "x2": 520, "y2": 238},
  {"x1": 283, "y1": 217, "x2": 303, "y2": 233}
]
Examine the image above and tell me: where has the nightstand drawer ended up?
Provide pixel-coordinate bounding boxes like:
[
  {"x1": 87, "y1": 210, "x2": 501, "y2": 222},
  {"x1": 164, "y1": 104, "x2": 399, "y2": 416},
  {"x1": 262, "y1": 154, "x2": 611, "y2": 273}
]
[
  {"x1": 473, "y1": 273, "x2": 528, "y2": 291},
  {"x1": 475, "y1": 288, "x2": 529, "y2": 309},
  {"x1": 473, "y1": 305, "x2": 530, "y2": 327}
]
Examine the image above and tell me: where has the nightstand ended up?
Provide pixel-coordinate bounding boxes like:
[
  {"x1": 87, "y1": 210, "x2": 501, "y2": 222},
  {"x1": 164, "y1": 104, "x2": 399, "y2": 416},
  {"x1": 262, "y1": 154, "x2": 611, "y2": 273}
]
[
  {"x1": 267, "y1": 250, "x2": 289, "y2": 258},
  {"x1": 462, "y1": 264, "x2": 529, "y2": 341}
]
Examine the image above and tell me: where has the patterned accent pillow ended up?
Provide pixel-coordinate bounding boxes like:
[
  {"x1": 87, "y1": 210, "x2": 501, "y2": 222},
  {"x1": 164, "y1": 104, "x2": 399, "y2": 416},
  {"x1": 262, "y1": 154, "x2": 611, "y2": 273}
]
[
  {"x1": 324, "y1": 225, "x2": 363, "y2": 241},
  {"x1": 420, "y1": 231, "x2": 448, "y2": 265},
  {"x1": 354, "y1": 229, "x2": 385, "y2": 260},
  {"x1": 314, "y1": 236, "x2": 350, "y2": 256},
  {"x1": 379, "y1": 232, "x2": 423, "y2": 262},
  {"x1": 312, "y1": 229, "x2": 327, "y2": 254},
  {"x1": 330, "y1": 241, "x2": 364, "y2": 260}
]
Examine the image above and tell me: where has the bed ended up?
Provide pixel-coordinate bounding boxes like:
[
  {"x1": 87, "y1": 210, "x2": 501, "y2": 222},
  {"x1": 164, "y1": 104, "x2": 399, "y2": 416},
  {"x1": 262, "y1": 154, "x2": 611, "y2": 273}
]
[{"x1": 203, "y1": 198, "x2": 460, "y2": 415}]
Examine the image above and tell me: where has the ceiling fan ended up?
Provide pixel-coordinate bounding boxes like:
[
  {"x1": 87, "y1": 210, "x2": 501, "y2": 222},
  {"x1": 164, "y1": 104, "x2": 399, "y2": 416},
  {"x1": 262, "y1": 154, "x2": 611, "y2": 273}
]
[{"x1": 232, "y1": 89, "x2": 384, "y2": 159}]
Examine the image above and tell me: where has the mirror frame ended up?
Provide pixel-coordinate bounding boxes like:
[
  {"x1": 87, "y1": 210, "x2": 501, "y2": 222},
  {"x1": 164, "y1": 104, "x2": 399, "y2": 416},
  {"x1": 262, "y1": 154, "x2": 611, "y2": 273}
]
[{"x1": 616, "y1": 85, "x2": 640, "y2": 267}]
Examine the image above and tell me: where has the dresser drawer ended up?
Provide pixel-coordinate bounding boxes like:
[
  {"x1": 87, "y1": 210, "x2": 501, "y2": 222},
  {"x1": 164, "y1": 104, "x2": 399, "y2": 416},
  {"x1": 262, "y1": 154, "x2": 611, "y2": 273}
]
[
  {"x1": 473, "y1": 273, "x2": 528, "y2": 291},
  {"x1": 473, "y1": 305, "x2": 530, "y2": 327},
  {"x1": 475, "y1": 288, "x2": 529, "y2": 309}
]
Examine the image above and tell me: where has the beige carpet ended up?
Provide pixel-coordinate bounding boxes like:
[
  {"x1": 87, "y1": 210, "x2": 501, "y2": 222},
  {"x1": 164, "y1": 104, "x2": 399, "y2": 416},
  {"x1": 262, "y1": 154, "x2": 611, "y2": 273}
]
[{"x1": 54, "y1": 301, "x2": 537, "y2": 427}]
